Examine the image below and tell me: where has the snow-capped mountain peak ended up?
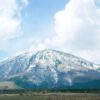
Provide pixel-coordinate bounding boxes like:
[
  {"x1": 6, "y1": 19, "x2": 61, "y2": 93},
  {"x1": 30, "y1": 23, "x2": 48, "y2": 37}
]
[{"x1": 0, "y1": 49, "x2": 100, "y2": 89}]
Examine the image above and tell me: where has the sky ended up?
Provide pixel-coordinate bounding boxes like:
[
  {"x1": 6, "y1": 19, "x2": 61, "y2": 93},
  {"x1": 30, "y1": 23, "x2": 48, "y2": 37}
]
[{"x1": 0, "y1": 0, "x2": 100, "y2": 64}]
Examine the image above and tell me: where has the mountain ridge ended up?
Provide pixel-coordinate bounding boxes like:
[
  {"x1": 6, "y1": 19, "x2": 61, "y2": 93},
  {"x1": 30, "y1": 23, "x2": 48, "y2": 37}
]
[{"x1": 0, "y1": 49, "x2": 100, "y2": 89}]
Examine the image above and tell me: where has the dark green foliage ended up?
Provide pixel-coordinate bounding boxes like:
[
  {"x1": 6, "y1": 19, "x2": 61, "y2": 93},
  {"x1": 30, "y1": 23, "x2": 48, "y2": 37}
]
[
  {"x1": 9, "y1": 76, "x2": 37, "y2": 89},
  {"x1": 10, "y1": 74, "x2": 100, "y2": 90}
]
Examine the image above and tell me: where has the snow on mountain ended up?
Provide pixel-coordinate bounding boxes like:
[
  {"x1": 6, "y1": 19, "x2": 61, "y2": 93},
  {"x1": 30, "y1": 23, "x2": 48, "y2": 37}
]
[
  {"x1": 0, "y1": 52, "x2": 33, "y2": 80},
  {"x1": 0, "y1": 49, "x2": 100, "y2": 89}
]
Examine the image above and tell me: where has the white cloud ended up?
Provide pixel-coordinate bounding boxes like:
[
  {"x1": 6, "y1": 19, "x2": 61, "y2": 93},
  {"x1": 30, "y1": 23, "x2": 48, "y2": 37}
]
[
  {"x1": 0, "y1": 0, "x2": 28, "y2": 50},
  {"x1": 76, "y1": 50, "x2": 100, "y2": 63},
  {"x1": 51, "y1": 0, "x2": 100, "y2": 63},
  {"x1": 0, "y1": 0, "x2": 100, "y2": 64},
  {"x1": 20, "y1": 37, "x2": 47, "y2": 52},
  {"x1": 41, "y1": 0, "x2": 100, "y2": 63},
  {"x1": 6, "y1": 0, "x2": 99, "y2": 63}
]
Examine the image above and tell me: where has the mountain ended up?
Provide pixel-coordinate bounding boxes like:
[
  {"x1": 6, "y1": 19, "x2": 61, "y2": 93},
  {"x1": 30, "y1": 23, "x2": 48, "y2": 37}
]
[{"x1": 0, "y1": 49, "x2": 100, "y2": 90}]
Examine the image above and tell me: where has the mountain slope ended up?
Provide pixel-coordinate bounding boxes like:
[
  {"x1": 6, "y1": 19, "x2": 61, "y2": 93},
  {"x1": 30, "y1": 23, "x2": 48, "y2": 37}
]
[
  {"x1": 0, "y1": 49, "x2": 100, "y2": 89},
  {"x1": 0, "y1": 81, "x2": 22, "y2": 90}
]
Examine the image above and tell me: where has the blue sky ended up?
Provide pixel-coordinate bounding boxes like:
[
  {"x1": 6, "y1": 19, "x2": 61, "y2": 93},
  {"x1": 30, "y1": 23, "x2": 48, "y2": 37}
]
[
  {"x1": 0, "y1": 0, "x2": 100, "y2": 63},
  {"x1": 21, "y1": 0, "x2": 69, "y2": 39}
]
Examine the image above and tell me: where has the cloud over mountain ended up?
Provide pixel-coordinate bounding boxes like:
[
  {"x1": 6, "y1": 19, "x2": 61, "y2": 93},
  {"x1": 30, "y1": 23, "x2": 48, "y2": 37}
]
[{"x1": 46, "y1": 0, "x2": 100, "y2": 63}]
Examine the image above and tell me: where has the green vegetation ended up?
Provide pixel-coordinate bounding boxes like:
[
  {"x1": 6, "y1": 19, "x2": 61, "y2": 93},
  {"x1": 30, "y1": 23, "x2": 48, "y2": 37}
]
[
  {"x1": 0, "y1": 93, "x2": 100, "y2": 100},
  {"x1": 0, "y1": 89, "x2": 100, "y2": 100},
  {"x1": 0, "y1": 89, "x2": 100, "y2": 94}
]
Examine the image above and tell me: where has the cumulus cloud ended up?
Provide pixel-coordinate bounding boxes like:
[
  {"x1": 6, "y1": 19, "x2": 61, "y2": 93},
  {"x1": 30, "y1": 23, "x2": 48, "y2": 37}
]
[
  {"x1": 14, "y1": 0, "x2": 100, "y2": 63},
  {"x1": 0, "y1": 0, "x2": 100, "y2": 63},
  {"x1": 41, "y1": 0, "x2": 100, "y2": 63},
  {"x1": 0, "y1": 0, "x2": 28, "y2": 50},
  {"x1": 51, "y1": 0, "x2": 100, "y2": 63}
]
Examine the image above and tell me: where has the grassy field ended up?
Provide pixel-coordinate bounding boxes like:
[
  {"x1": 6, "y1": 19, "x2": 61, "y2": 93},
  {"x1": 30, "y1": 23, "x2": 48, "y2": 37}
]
[{"x1": 0, "y1": 93, "x2": 100, "y2": 100}]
